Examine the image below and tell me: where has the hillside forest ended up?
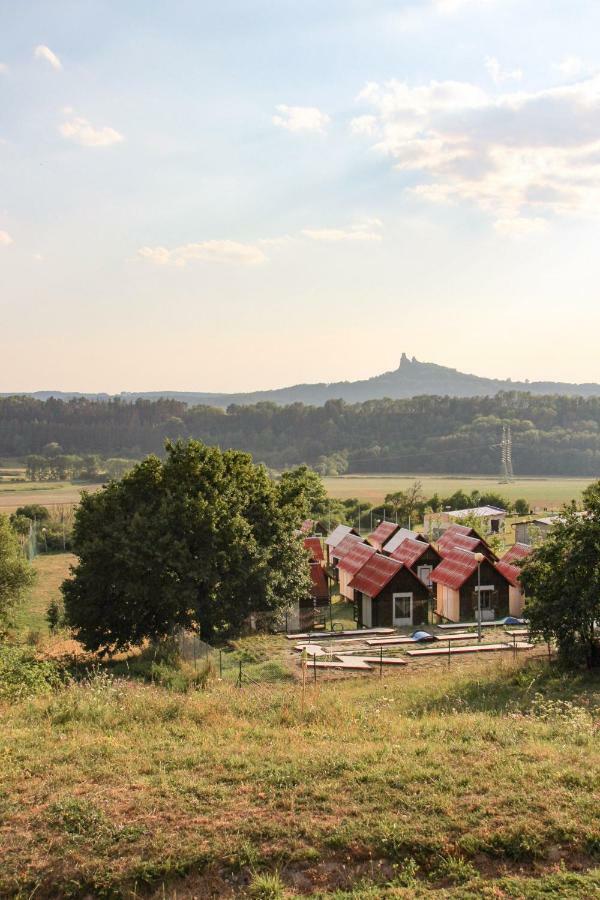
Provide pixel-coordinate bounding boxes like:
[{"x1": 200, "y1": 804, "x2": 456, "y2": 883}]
[{"x1": 2, "y1": 392, "x2": 600, "y2": 476}]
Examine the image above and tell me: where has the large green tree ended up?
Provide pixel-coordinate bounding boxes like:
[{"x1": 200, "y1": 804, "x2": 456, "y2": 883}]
[
  {"x1": 0, "y1": 514, "x2": 35, "y2": 635},
  {"x1": 62, "y1": 441, "x2": 311, "y2": 652},
  {"x1": 520, "y1": 482, "x2": 600, "y2": 668}
]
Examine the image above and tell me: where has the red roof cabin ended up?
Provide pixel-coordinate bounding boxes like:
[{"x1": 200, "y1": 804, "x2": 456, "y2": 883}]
[
  {"x1": 389, "y1": 538, "x2": 442, "y2": 588},
  {"x1": 437, "y1": 529, "x2": 497, "y2": 562},
  {"x1": 300, "y1": 518, "x2": 328, "y2": 536},
  {"x1": 367, "y1": 521, "x2": 400, "y2": 552},
  {"x1": 431, "y1": 548, "x2": 510, "y2": 623},
  {"x1": 330, "y1": 532, "x2": 363, "y2": 568},
  {"x1": 303, "y1": 535, "x2": 325, "y2": 566},
  {"x1": 337, "y1": 541, "x2": 377, "y2": 603},
  {"x1": 496, "y1": 543, "x2": 532, "y2": 617},
  {"x1": 324, "y1": 524, "x2": 360, "y2": 566},
  {"x1": 349, "y1": 552, "x2": 430, "y2": 629}
]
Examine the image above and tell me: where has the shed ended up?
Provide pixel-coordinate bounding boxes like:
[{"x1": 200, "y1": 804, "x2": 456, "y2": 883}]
[
  {"x1": 300, "y1": 518, "x2": 328, "y2": 536},
  {"x1": 389, "y1": 538, "x2": 441, "y2": 587},
  {"x1": 337, "y1": 542, "x2": 377, "y2": 602},
  {"x1": 496, "y1": 543, "x2": 532, "y2": 617},
  {"x1": 367, "y1": 521, "x2": 400, "y2": 552},
  {"x1": 349, "y1": 552, "x2": 430, "y2": 629},
  {"x1": 425, "y1": 507, "x2": 507, "y2": 536},
  {"x1": 431, "y1": 548, "x2": 510, "y2": 623}
]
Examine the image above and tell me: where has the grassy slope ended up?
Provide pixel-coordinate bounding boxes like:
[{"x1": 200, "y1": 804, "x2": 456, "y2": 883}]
[
  {"x1": 322, "y1": 476, "x2": 590, "y2": 510},
  {"x1": 12, "y1": 553, "x2": 75, "y2": 635},
  {"x1": 1, "y1": 655, "x2": 599, "y2": 898}
]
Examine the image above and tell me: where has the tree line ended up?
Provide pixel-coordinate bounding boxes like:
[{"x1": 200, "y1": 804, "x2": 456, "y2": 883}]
[{"x1": 3, "y1": 392, "x2": 600, "y2": 475}]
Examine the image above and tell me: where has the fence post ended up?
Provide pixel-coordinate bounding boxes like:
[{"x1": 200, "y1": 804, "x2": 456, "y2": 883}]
[
  {"x1": 313, "y1": 651, "x2": 317, "y2": 684},
  {"x1": 219, "y1": 650, "x2": 223, "y2": 679},
  {"x1": 238, "y1": 659, "x2": 242, "y2": 687},
  {"x1": 448, "y1": 639, "x2": 451, "y2": 666},
  {"x1": 380, "y1": 646, "x2": 383, "y2": 679}
]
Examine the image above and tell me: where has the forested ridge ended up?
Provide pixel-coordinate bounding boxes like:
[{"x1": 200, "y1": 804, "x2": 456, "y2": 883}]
[{"x1": 2, "y1": 392, "x2": 600, "y2": 476}]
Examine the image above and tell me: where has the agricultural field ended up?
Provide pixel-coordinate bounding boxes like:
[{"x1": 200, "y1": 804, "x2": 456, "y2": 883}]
[
  {"x1": 0, "y1": 480, "x2": 102, "y2": 515},
  {"x1": 12, "y1": 552, "x2": 75, "y2": 636},
  {"x1": 323, "y1": 475, "x2": 592, "y2": 511}
]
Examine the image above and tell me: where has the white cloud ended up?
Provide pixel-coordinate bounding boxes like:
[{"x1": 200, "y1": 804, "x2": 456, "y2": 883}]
[
  {"x1": 0, "y1": 230, "x2": 14, "y2": 246},
  {"x1": 34, "y1": 45, "x2": 62, "y2": 71},
  {"x1": 302, "y1": 219, "x2": 383, "y2": 242},
  {"x1": 0, "y1": 63, "x2": 8, "y2": 75},
  {"x1": 485, "y1": 56, "x2": 522, "y2": 85},
  {"x1": 433, "y1": 0, "x2": 497, "y2": 13},
  {"x1": 353, "y1": 74, "x2": 600, "y2": 232},
  {"x1": 555, "y1": 56, "x2": 590, "y2": 79},
  {"x1": 60, "y1": 115, "x2": 124, "y2": 147},
  {"x1": 493, "y1": 217, "x2": 548, "y2": 237},
  {"x1": 137, "y1": 239, "x2": 268, "y2": 267},
  {"x1": 273, "y1": 105, "x2": 330, "y2": 133}
]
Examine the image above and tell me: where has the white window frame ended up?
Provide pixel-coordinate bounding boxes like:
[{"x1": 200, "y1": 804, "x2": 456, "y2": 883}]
[
  {"x1": 417, "y1": 564, "x2": 433, "y2": 586},
  {"x1": 393, "y1": 592, "x2": 413, "y2": 626}
]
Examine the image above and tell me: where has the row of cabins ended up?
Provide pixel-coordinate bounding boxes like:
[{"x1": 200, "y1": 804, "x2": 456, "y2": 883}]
[{"x1": 320, "y1": 519, "x2": 531, "y2": 630}]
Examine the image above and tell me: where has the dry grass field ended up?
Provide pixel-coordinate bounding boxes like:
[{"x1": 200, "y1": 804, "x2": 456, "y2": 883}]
[
  {"x1": 323, "y1": 475, "x2": 591, "y2": 511},
  {"x1": 0, "y1": 481, "x2": 102, "y2": 515}
]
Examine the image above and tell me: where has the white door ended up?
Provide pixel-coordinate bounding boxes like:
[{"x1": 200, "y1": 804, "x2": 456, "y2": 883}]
[
  {"x1": 417, "y1": 565, "x2": 433, "y2": 587},
  {"x1": 393, "y1": 592, "x2": 413, "y2": 626},
  {"x1": 362, "y1": 595, "x2": 372, "y2": 628}
]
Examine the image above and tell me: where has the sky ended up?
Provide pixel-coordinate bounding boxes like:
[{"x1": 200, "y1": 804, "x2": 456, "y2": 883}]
[{"x1": 2, "y1": 0, "x2": 600, "y2": 392}]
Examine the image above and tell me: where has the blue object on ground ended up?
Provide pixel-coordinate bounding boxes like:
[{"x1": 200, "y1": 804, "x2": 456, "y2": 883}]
[
  {"x1": 411, "y1": 630, "x2": 434, "y2": 642},
  {"x1": 503, "y1": 616, "x2": 525, "y2": 625}
]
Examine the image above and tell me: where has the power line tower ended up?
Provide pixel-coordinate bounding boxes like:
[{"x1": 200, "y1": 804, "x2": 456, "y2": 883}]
[{"x1": 500, "y1": 425, "x2": 514, "y2": 482}]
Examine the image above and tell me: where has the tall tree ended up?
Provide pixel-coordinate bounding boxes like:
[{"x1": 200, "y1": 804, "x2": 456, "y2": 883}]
[
  {"x1": 0, "y1": 515, "x2": 35, "y2": 635},
  {"x1": 520, "y1": 483, "x2": 600, "y2": 668},
  {"x1": 62, "y1": 440, "x2": 311, "y2": 652}
]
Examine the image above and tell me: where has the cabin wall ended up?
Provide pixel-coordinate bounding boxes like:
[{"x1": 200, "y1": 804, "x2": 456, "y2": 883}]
[
  {"x1": 358, "y1": 569, "x2": 429, "y2": 628},
  {"x1": 459, "y1": 562, "x2": 509, "y2": 621},
  {"x1": 435, "y1": 584, "x2": 460, "y2": 622},
  {"x1": 509, "y1": 585, "x2": 524, "y2": 617},
  {"x1": 338, "y1": 567, "x2": 355, "y2": 602}
]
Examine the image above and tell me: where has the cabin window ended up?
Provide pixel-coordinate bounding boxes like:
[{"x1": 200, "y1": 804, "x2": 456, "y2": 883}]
[{"x1": 477, "y1": 589, "x2": 494, "y2": 609}]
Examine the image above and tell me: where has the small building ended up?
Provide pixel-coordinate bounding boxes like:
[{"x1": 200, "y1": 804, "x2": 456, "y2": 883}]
[
  {"x1": 425, "y1": 506, "x2": 507, "y2": 537},
  {"x1": 437, "y1": 530, "x2": 497, "y2": 562},
  {"x1": 337, "y1": 542, "x2": 377, "y2": 602},
  {"x1": 389, "y1": 538, "x2": 442, "y2": 588},
  {"x1": 303, "y1": 535, "x2": 325, "y2": 566},
  {"x1": 324, "y1": 524, "x2": 360, "y2": 566},
  {"x1": 350, "y1": 552, "x2": 430, "y2": 629},
  {"x1": 382, "y1": 527, "x2": 427, "y2": 555},
  {"x1": 431, "y1": 548, "x2": 510, "y2": 623},
  {"x1": 496, "y1": 543, "x2": 532, "y2": 617},
  {"x1": 513, "y1": 517, "x2": 556, "y2": 546},
  {"x1": 367, "y1": 521, "x2": 400, "y2": 552},
  {"x1": 286, "y1": 562, "x2": 330, "y2": 632}
]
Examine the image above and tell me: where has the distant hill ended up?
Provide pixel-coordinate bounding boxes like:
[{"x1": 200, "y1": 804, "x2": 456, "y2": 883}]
[{"x1": 4, "y1": 354, "x2": 600, "y2": 406}]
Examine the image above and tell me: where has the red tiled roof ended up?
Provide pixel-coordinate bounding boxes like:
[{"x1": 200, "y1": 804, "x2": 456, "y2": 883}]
[
  {"x1": 496, "y1": 543, "x2": 532, "y2": 586},
  {"x1": 349, "y1": 552, "x2": 404, "y2": 597},
  {"x1": 390, "y1": 537, "x2": 433, "y2": 568},
  {"x1": 437, "y1": 532, "x2": 496, "y2": 560},
  {"x1": 303, "y1": 536, "x2": 324, "y2": 563},
  {"x1": 337, "y1": 541, "x2": 377, "y2": 576},
  {"x1": 367, "y1": 521, "x2": 399, "y2": 547},
  {"x1": 431, "y1": 548, "x2": 479, "y2": 590},
  {"x1": 310, "y1": 562, "x2": 329, "y2": 601},
  {"x1": 441, "y1": 523, "x2": 473, "y2": 538},
  {"x1": 332, "y1": 533, "x2": 362, "y2": 561}
]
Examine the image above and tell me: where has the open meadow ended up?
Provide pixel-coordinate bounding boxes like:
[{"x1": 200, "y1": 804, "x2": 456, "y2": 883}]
[
  {"x1": 0, "y1": 480, "x2": 103, "y2": 516},
  {"x1": 1, "y1": 559, "x2": 600, "y2": 898},
  {"x1": 323, "y1": 475, "x2": 592, "y2": 511}
]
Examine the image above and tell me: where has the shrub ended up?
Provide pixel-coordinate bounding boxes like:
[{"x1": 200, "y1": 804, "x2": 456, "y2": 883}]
[
  {"x1": 248, "y1": 871, "x2": 285, "y2": 899},
  {"x1": 0, "y1": 644, "x2": 63, "y2": 702}
]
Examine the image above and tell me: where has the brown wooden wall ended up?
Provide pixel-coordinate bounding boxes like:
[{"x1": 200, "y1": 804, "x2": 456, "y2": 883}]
[{"x1": 357, "y1": 568, "x2": 430, "y2": 628}]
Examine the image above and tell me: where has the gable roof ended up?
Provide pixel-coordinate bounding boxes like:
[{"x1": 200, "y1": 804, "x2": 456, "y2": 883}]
[
  {"x1": 325, "y1": 524, "x2": 357, "y2": 548},
  {"x1": 303, "y1": 536, "x2": 324, "y2": 563},
  {"x1": 309, "y1": 562, "x2": 329, "y2": 600},
  {"x1": 331, "y1": 532, "x2": 362, "y2": 561},
  {"x1": 337, "y1": 541, "x2": 377, "y2": 576},
  {"x1": 496, "y1": 543, "x2": 532, "y2": 586},
  {"x1": 390, "y1": 537, "x2": 438, "y2": 569},
  {"x1": 367, "y1": 521, "x2": 399, "y2": 547},
  {"x1": 447, "y1": 505, "x2": 507, "y2": 519},
  {"x1": 431, "y1": 548, "x2": 480, "y2": 590},
  {"x1": 382, "y1": 527, "x2": 427, "y2": 554},
  {"x1": 437, "y1": 531, "x2": 496, "y2": 560},
  {"x1": 349, "y1": 552, "x2": 405, "y2": 598}
]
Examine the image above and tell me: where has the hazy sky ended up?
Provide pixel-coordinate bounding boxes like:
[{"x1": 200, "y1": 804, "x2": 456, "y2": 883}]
[{"x1": 2, "y1": 0, "x2": 600, "y2": 392}]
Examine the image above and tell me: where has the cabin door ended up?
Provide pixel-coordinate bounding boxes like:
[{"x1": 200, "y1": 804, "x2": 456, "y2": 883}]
[
  {"x1": 362, "y1": 595, "x2": 372, "y2": 628},
  {"x1": 393, "y1": 592, "x2": 413, "y2": 626}
]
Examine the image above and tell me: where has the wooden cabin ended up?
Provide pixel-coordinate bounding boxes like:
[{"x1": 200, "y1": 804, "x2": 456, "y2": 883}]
[
  {"x1": 300, "y1": 518, "x2": 328, "y2": 536},
  {"x1": 382, "y1": 527, "x2": 427, "y2": 555},
  {"x1": 437, "y1": 529, "x2": 497, "y2": 562},
  {"x1": 496, "y1": 543, "x2": 532, "y2": 617},
  {"x1": 350, "y1": 552, "x2": 430, "y2": 629},
  {"x1": 337, "y1": 542, "x2": 376, "y2": 603},
  {"x1": 324, "y1": 524, "x2": 360, "y2": 566},
  {"x1": 425, "y1": 506, "x2": 507, "y2": 537},
  {"x1": 287, "y1": 562, "x2": 330, "y2": 632},
  {"x1": 389, "y1": 538, "x2": 441, "y2": 588},
  {"x1": 330, "y1": 532, "x2": 363, "y2": 569},
  {"x1": 431, "y1": 548, "x2": 510, "y2": 623},
  {"x1": 367, "y1": 521, "x2": 400, "y2": 552}
]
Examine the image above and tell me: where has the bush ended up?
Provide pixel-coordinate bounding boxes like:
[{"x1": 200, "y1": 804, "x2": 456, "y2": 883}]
[{"x1": 0, "y1": 645, "x2": 63, "y2": 702}]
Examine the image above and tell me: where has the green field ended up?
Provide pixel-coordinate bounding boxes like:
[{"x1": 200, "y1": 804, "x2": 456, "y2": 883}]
[{"x1": 323, "y1": 475, "x2": 592, "y2": 511}]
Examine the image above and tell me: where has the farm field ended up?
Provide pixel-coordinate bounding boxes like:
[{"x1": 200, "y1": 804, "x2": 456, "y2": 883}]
[
  {"x1": 12, "y1": 552, "x2": 75, "y2": 636},
  {"x1": 0, "y1": 480, "x2": 102, "y2": 515},
  {"x1": 323, "y1": 474, "x2": 592, "y2": 510}
]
